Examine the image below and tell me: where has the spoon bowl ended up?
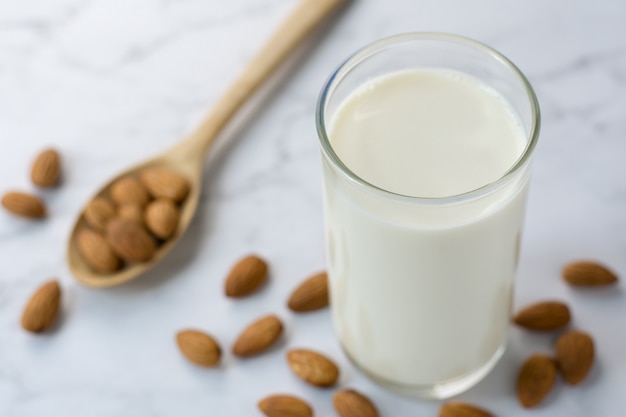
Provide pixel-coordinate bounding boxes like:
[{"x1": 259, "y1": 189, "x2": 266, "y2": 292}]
[{"x1": 67, "y1": 140, "x2": 204, "y2": 288}]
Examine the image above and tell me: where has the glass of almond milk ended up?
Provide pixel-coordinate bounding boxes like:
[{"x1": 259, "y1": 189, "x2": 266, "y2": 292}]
[{"x1": 316, "y1": 33, "x2": 540, "y2": 399}]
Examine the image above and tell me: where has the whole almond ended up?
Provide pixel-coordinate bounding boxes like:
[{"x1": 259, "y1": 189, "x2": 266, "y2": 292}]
[
  {"x1": 77, "y1": 228, "x2": 121, "y2": 273},
  {"x1": 333, "y1": 389, "x2": 379, "y2": 417},
  {"x1": 513, "y1": 301, "x2": 571, "y2": 331},
  {"x1": 21, "y1": 280, "x2": 61, "y2": 333},
  {"x1": 2, "y1": 191, "x2": 46, "y2": 219},
  {"x1": 562, "y1": 261, "x2": 618, "y2": 286},
  {"x1": 110, "y1": 176, "x2": 150, "y2": 207},
  {"x1": 258, "y1": 394, "x2": 313, "y2": 417},
  {"x1": 286, "y1": 349, "x2": 339, "y2": 387},
  {"x1": 288, "y1": 272, "x2": 329, "y2": 313},
  {"x1": 105, "y1": 218, "x2": 156, "y2": 262},
  {"x1": 225, "y1": 255, "x2": 269, "y2": 297},
  {"x1": 233, "y1": 315, "x2": 283, "y2": 357},
  {"x1": 145, "y1": 199, "x2": 180, "y2": 239},
  {"x1": 31, "y1": 148, "x2": 61, "y2": 187},
  {"x1": 555, "y1": 330, "x2": 594, "y2": 385},
  {"x1": 118, "y1": 203, "x2": 144, "y2": 225},
  {"x1": 439, "y1": 402, "x2": 494, "y2": 417},
  {"x1": 176, "y1": 329, "x2": 221, "y2": 367},
  {"x1": 516, "y1": 354, "x2": 557, "y2": 408},
  {"x1": 140, "y1": 168, "x2": 190, "y2": 203},
  {"x1": 83, "y1": 197, "x2": 116, "y2": 231}
]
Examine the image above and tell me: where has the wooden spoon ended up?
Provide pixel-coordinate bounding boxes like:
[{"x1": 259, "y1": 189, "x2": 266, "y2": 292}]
[{"x1": 67, "y1": 0, "x2": 345, "y2": 288}]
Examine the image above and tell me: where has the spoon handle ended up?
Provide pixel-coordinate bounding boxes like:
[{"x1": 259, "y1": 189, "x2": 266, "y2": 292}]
[{"x1": 172, "y1": 0, "x2": 346, "y2": 161}]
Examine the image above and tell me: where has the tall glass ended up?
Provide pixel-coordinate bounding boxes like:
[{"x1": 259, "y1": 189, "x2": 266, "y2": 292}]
[{"x1": 316, "y1": 33, "x2": 540, "y2": 399}]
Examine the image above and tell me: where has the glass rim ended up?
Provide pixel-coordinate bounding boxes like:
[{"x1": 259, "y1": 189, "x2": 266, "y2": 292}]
[{"x1": 315, "y1": 32, "x2": 541, "y2": 205}]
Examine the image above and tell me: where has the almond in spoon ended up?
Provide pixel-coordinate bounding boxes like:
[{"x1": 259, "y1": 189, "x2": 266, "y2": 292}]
[
  {"x1": 105, "y1": 218, "x2": 156, "y2": 262},
  {"x1": 77, "y1": 228, "x2": 121, "y2": 273},
  {"x1": 117, "y1": 203, "x2": 144, "y2": 225},
  {"x1": 83, "y1": 197, "x2": 116, "y2": 231},
  {"x1": 145, "y1": 198, "x2": 180, "y2": 239},
  {"x1": 140, "y1": 168, "x2": 190, "y2": 203},
  {"x1": 110, "y1": 176, "x2": 150, "y2": 207}
]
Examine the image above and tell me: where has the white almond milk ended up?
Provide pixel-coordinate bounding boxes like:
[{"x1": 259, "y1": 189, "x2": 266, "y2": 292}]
[{"x1": 323, "y1": 69, "x2": 529, "y2": 387}]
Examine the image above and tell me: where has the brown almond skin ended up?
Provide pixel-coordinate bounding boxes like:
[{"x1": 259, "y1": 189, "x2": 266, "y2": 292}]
[
  {"x1": 83, "y1": 197, "x2": 116, "y2": 231},
  {"x1": 176, "y1": 329, "x2": 221, "y2": 367},
  {"x1": 225, "y1": 255, "x2": 269, "y2": 297},
  {"x1": 286, "y1": 349, "x2": 339, "y2": 387},
  {"x1": 77, "y1": 228, "x2": 121, "y2": 273},
  {"x1": 139, "y1": 168, "x2": 190, "y2": 203},
  {"x1": 562, "y1": 261, "x2": 618, "y2": 286},
  {"x1": 105, "y1": 218, "x2": 156, "y2": 262},
  {"x1": 233, "y1": 315, "x2": 283, "y2": 357},
  {"x1": 21, "y1": 280, "x2": 61, "y2": 333},
  {"x1": 117, "y1": 203, "x2": 144, "y2": 225},
  {"x1": 258, "y1": 394, "x2": 313, "y2": 417},
  {"x1": 555, "y1": 330, "x2": 594, "y2": 385},
  {"x1": 516, "y1": 354, "x2": 557, "y2": 408},
  {"x1": 288, "y1": 272, "x2": 329, "y2": 313},
  {"x1": 1, "y1": 191, "x2": 46, "y2": 219},
  {"x1": 513, "y1": 301, "x2": 571, "y2": 331},
  {"x1": 145, "y1": 198, "x2": 180, "y2": 239},
  {"x1": 31, "y1": 148, "x2": 61, "y2": 187},
  {"x1": 333, "y1": 389, "x2": 379, "y2": 417},
  {"x1": 110, "y1": 176, "x2": 150, "y2": 207},
  {"x1": 439, "y1": 402, "x2": 494, "y2": 417}
]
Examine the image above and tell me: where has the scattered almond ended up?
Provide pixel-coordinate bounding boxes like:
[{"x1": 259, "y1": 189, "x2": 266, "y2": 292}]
[
  {"x1": 439, "y1": 402, "x2": 494, "y2": 417},
  {"x1": 110, "y1": 176, "x2": 150, "y2": 207},
  {"x1": 77, "y1": 228, "x2": 121, "y2": 273},
  {"x1": 176, "y1": 329, "x2": 221, "y2": 367},
  {"x1": 258, "y1": 394, "x2": 313, "y2": 417},
  {"x1": 1, "y1": 191, "x2": 46, "y2": 219},
  {"x1": 83, "y1": 197, "x2": 116, "y2": 231},
  {"x1": 117, "y1": 203, "x2": 144, "y2": 225},
  {"x1": 145, "y1": 198, "x2": 180, "y2": 239},
  {"x1": 333, "y1": 389, "x2": 379, "y2": 417},
  {"x1": 21, "y1": 280, "x2": 61, "y2": 333},
  {"x1": 233, "y1": 314, "x2": 283, "y2": 357},
  {"x1": 31, "y1": 148, "x2": 61, "y2": 187},
  {"x1": 562, "y1": 261, "x2": 618, "y2": 286},
  {"x1": 288, "y1": 272, "x2": 329, "y2": 313},
  {"x1": 555, "y1": 330, "x2": 594, "y2": 385},
  {"x1": 513, "y1": 301, "x2": 570, "y2": 331},
  {"x1": 140, "y1": 168, "x2": 190, "y2": 203},
  {"x1": 225, "y1": 255, "x2": 269, "y2": 298},
  {"x1": 105, "y1": 218, "x2": 156, "y2": 262},
  {"x1": 286, "y1": 348, "x2": 339, "y2": 387},
  {"x1": 516, "y1": 354, "x2": 557, "y2": 408}
]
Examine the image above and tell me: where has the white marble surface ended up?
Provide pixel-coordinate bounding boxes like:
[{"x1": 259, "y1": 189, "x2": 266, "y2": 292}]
[{"x1": 1, "y1": 0, "x2": 625, "y2": 415}]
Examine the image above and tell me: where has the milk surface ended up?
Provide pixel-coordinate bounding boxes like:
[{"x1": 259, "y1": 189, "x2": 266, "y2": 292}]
[{"x1": 324, "y1": 69, "x2": 529, "y2": 387}]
